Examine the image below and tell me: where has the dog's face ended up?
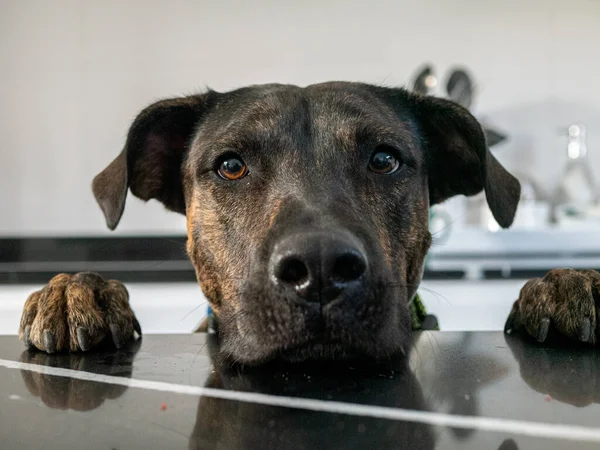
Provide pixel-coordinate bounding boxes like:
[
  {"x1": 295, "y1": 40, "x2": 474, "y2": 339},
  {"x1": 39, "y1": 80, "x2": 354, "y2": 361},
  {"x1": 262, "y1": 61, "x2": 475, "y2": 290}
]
[{"x1": 92, "y1": 82, "x2": 520, "y2": 365}]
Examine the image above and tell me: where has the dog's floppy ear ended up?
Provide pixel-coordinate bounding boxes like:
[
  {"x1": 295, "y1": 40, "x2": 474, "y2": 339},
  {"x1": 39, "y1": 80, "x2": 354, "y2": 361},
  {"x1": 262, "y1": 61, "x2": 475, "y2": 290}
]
[
  {"x1": 406, "y1": 92, "x2": 520, "y2": 228},
  {"x1": 92, "y1": 92, "x2": 218, "y2": 230}
]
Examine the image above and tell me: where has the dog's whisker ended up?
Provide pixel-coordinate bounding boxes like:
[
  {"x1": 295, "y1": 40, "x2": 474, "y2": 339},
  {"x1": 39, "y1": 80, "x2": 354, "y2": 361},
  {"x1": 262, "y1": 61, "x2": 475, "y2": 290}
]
[
  {"x1": 373, "y1": 281, "x2": 453, "y2": 307},
  {"x1": 157, "y1": 237, "x2": 188, "y2": 249},
  {"x1": 411, "y1": 285, "x2": 453, "y2": 307},
  {"x1": 187, "y1": 340, "x2": 208, "y2": 385},
  {"x1": 379, "y1": 71, "x2": 393, "y2": 86},
  {"x1": 429, "y1": 210, "x2": 471, "y2": 246},
  {"x1": 140, "y1": 260, "x2": 168, "y2": 271},
  {"x1": 217, "y1": 308, "x2": 252, "y2": 330},
  {"x1": 179, "y1": 303, "x2": 204, "y2": 322},
  {"x1": 430, "y1": 219, "x2": 457, "y2": 240}
]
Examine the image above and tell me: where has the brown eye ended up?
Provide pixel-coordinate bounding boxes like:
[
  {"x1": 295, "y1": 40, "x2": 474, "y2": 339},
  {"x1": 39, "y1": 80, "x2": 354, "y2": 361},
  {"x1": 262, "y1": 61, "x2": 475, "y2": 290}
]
[
  {"x1": 217, "y1": 155, "x2": 248, "y2": 180},
  {"x1": 368, "y1": 147, "x2": 401, "y2": 174}
]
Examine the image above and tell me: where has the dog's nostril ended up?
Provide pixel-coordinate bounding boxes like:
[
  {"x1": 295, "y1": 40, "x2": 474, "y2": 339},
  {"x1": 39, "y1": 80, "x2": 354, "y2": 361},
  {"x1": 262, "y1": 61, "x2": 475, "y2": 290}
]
[
  {"x1": 332, "y1": 252, "x2": 366, "y2": 282},
  {"x1": 276, "y1": 257, "x2": 309, "y2": 286}
]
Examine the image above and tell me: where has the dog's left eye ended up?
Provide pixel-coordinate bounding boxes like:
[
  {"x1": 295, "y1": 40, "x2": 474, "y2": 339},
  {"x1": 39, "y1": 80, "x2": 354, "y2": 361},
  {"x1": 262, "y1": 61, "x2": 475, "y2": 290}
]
[
  {"x1": 217, "y1": 155, "x2": 248, "y2": 181},
  {"x1": 368, "y1": 147, "x2": 401, "y2": 174}
]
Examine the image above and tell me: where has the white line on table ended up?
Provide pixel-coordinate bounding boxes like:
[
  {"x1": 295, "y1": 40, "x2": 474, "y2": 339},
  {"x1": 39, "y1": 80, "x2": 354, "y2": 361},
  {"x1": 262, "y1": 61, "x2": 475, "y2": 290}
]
[{"x1": 2, "y1": 357, "x2": 600, "y2": 443}]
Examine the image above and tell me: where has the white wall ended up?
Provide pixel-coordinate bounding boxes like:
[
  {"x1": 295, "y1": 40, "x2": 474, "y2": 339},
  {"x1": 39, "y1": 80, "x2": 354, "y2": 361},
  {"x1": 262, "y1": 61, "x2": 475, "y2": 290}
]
[{"x1": 1, "y1": 0, "x2": 599, "y2": 236}]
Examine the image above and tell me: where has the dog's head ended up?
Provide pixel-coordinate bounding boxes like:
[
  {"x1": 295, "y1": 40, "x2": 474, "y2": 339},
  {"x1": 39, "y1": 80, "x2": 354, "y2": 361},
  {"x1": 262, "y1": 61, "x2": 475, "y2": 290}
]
[{"x1": 93, "y1": 82, "x2": 520, "y2": 364}]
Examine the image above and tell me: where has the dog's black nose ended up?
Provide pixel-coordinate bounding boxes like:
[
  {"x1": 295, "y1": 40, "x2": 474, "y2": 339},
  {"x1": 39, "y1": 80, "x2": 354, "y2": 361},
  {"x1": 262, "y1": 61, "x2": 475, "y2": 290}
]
[{"x1": 270, "y1": 231, "x2": 368, "y2": 303}]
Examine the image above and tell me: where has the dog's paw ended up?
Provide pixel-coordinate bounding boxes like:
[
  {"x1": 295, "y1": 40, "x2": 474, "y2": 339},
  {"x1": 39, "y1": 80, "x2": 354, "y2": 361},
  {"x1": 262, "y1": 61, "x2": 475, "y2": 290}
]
[
  {"x1": 505, "y1": 269, "x2": 600, "y2": 344},
  {"x1": 19, "y1": 272, "x2": 141, "y2": 353}
]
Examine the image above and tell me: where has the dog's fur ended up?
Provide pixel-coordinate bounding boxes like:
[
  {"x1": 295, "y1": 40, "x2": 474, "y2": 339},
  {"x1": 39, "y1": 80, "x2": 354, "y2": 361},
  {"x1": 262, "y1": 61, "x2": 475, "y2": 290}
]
[
  {"x1": 505, "y1": 268, "x2": 600, "y2": 345},
  {"x1": 20, "y1": 81, "x2": 527, "y2": 364}
]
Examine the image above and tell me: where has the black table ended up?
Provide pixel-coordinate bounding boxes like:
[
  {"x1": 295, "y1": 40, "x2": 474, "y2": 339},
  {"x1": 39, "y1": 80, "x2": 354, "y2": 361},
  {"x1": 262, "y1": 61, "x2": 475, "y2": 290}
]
[{"x1": 1, "y1": 331, "x2": 600, "y2": 449}]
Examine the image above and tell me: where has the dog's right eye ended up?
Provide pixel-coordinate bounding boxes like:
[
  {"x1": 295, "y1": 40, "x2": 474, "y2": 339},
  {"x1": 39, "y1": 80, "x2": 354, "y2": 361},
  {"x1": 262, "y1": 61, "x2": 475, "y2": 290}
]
[{"x1": 216, "y1": 155, "x2": 248, "y2": 181}]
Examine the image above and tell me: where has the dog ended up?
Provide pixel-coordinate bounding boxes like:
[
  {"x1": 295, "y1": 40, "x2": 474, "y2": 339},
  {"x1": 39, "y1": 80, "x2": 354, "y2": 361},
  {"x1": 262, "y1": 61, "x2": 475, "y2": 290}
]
[{"x1": 19, "y1": 81, "x2": 535, "y2": 365}]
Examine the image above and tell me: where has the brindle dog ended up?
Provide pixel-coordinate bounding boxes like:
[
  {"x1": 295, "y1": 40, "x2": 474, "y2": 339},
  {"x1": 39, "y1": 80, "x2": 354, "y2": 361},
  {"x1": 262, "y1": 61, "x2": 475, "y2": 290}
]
[{"x1": 19, "y1": 82, "x2": 530, "y2": 365}]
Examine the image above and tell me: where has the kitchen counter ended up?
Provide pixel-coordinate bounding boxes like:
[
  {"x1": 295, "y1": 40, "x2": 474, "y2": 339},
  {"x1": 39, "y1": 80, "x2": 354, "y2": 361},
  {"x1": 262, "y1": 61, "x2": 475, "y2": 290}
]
[{"x1": 1, "y1": 332, "x2": 600, "y2": 449}]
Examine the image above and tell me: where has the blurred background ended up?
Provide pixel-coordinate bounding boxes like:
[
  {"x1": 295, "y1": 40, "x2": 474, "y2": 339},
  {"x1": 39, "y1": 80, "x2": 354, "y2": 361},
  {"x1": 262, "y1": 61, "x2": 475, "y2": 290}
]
[{"x1": 1, "y1": 0, "x2": 600, "y2": 335}]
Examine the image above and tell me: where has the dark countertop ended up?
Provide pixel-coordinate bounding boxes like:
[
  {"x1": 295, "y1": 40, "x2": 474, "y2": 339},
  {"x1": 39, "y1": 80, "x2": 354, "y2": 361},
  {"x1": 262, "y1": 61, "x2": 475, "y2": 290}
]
[{"x1": 1, "y1": 331, "x2": 600, "y2": 449}]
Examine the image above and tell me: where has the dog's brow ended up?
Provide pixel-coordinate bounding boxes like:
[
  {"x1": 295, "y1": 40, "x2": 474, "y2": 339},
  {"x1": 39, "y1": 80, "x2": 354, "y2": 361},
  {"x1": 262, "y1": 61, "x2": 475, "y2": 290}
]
[
  {"x1": 193, "y1": 128, "x2": 292, "y2": 174},
  {"x1": 336, "y1": 120, "x2": 420, "y2": 159}
]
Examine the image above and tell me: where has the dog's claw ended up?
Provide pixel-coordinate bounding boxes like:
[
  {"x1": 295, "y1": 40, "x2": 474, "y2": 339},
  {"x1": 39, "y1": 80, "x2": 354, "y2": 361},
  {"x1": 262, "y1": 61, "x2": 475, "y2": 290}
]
[
  {"x1": 537, "y1": 318, "x2": 550, "y2": 343},
  {"x1": 133, "y1": 317, "x2": 142, "y2": 337},
  {"x1": 23, "y1": 325, "x2": 32, "y2": 347},
  {"x1": 76, "y1": 327, "x2": 91, "y2": 351},
  {"x1": 504, "y1": 302, "x2": 520, "y2": 335},
  {"x1": 109, "y1": 323, "x2": 123, "y2": 349},
  {"x1": 579, "y1": 318, "x2": 592, "y2": 343},
  {"x1": 504, "y1": 315, "x2": 515, "y2": 334},
  {"x1": 43, "y1": 330, "x2": 56, "y2": 353}
]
